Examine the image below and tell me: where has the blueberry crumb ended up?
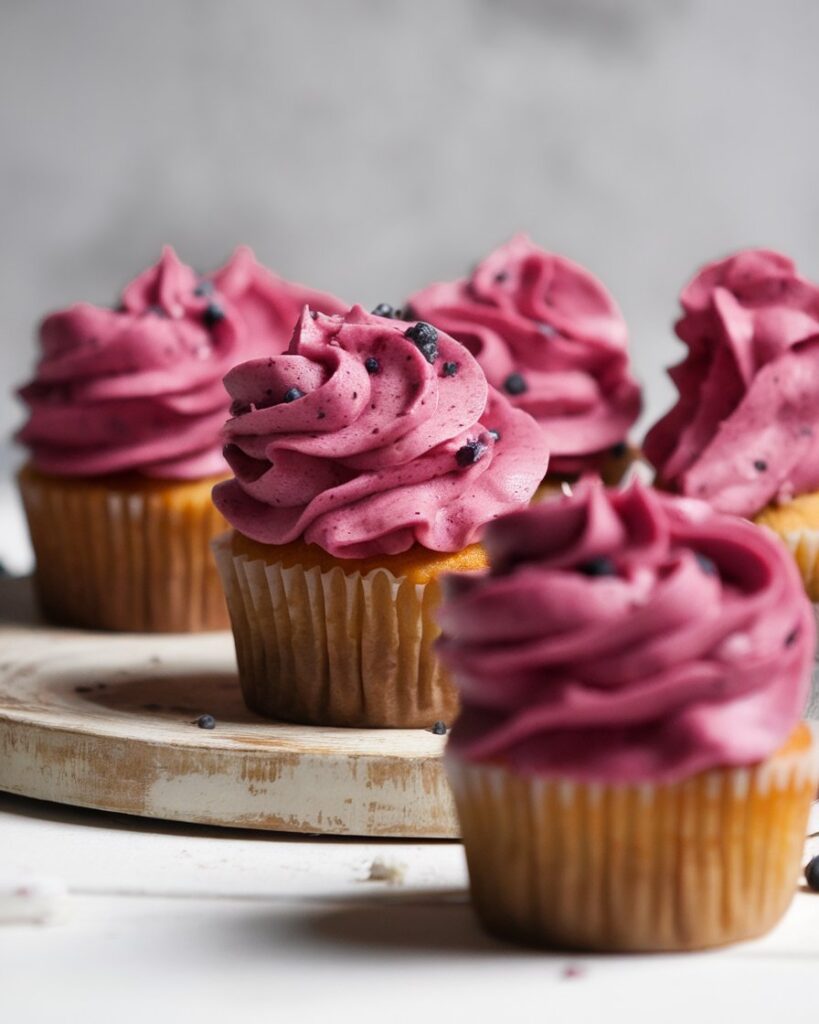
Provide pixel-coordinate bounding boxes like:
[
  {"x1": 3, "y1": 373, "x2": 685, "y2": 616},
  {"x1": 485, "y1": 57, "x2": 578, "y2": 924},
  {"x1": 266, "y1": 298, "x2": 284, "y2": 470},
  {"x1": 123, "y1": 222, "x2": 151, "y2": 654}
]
[
  {"x1": 431, "y1": 721, "x2": 447, "y2": 735},
  {"x1": 309, "y1": 310, "x2": 319, "y2": 320},
  {"x1": 753, "y1": 459, "x2": 768, "y2": 472},
  {"x1": 578, "y1": 556, "x2": 617, "y2": 577},
  {"x1": 494, "y1": 271, "x2": 508, "y2": 283},
  {"x1": 488, "y1": 428, "x2": 501, "y2": 442},
  {"x1": 365, "y1": 356, "x2": 380, "y2": 374},
  {"x1": 610, "y1": 441, "x2": 628, "y2": 458},
  {"x1": 317, "y1": 410, "x2": 326, "y2": 420},
  {"x1": 371, "y1": 302, "x2": 399, "y2": 318},
  {"x1": 203, "y1": 303, "x2": 225, "y2": 326},
  {"x1": 442, "y1": 361, "x2": 458, "y2": 377},
  {"x1": 456, "y1": 439, "x2": 488, "y2": 467},
  {"x1": 694, "y1": 552, "x2": 717, "y2": 576},
  {"x1": 785, "y1": 627, "x2": 799, "y2": 647},
  {"x1": 404, "y1": 322, "x2": 439, "y2": 363},
  {"x1": 504, "y1": 372, "x2": 527, "y2": 396},
  {"x1": 196, "y1": 714, "x2": 216, "y2": 730},
  {"x1": 147, "y1": 305, "x2": 167, "y2": 318},
  {"x1": 806, "y1": 856, "x2": 819, "y2": 892},
  {"x1": 193, "y1": 279, "x2": 214, "y2": 297},
  {"x1": 284, "y1": 387, "x2": 305, "y2": 403}
]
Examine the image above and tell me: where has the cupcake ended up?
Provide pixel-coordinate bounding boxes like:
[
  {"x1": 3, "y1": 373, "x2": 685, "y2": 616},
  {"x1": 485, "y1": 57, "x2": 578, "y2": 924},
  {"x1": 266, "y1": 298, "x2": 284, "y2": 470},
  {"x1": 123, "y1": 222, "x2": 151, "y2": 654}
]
[
  {"x1": 439, "y1": 482, "x2": 818, "y2": 951},
  {"x1": 644, "y1": 249, "x2": 819, "y2": 601},
  {"x1": 17, "y1": 247, "x2": 346, "y2": 632},
  {"x1": 406, "y1": 234, "x2": 641, "y2": 491},
  {"x1": 212, "y1": 305, "x2": 548, "y2": 728}
]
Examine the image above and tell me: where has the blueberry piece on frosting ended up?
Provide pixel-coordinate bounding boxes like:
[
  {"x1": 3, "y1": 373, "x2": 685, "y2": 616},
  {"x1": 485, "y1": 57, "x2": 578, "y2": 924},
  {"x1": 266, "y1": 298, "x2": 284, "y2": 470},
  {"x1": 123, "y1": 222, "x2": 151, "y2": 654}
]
[
  {"x1": 404, "y1": 322, "x2": 439, "y2": 363},
  {"x1": 504, "y1": 372, "x2": 527, "y2": 396},
  {"x1": 456, "y1": 438, "x2": 488, "y2": 468},
  {"x1": 193, "y1": 279, "x2": 214, "y2": 297},
  {"x1": 806, "y1": 856, "x2": 819, "y2": 892},
  {"x1": 364, "y1": 357, "x2": 380, "y2": 374},
  {"x1": 754, "y1": 459, "x2": 768, "y2": 472},
  {"x1": 443, "y1": 361, "x2": 459, "y2": 377},
  {"x1": 578, "y1": 556, "x2": 617, "y2": 577},
  {"x1": 283, "y1": 387, "x2": 305, "y2": 403},
  {"x1": 203, "y1": 303, "x2": 225, "y2": 326},
  {"x1": 610, "y1": 441, "x2": 628, "y2": 458},
  {"x1": 488, "y1": 428, "x2": 501, "y2": 441},
  {"x1": 372, "y1": 303, "x2": 402, "y2": 319},
  {"x1": 694, "y1": 553, "x2": 717, "y2": 576},
  {"x1": 196, "y1": 714, "x2": 216, "y2": 730}
]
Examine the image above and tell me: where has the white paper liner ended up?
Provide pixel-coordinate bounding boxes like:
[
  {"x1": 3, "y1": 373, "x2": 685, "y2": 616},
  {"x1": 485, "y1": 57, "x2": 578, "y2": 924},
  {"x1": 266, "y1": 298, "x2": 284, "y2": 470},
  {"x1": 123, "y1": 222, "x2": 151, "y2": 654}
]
[
  {"x1": 212, "y1": 532, "x2": 458, "y2": 728},
  {"x1": 446, "y1": 726, "x2": 819, "y2": 952}
]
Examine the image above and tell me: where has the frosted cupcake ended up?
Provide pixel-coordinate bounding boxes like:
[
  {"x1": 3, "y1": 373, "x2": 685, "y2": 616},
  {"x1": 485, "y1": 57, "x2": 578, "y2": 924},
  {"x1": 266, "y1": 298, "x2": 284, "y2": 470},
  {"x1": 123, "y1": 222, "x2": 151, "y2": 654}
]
[
  {"x1": 407, "y1": 234, "x2": 641, "y2": 489},
  {"x1": 212, "y1": 305, "x2": 548, "y2": 728},
  {"x1": 17, "y1": 247, "x2": 345, "y2": 632},
  {"x1": 439, "y1": 482, "x2": 818, "y2": 951},
  {"x1": 644, "y1": 249, "x2": 819, "y2": 601}
]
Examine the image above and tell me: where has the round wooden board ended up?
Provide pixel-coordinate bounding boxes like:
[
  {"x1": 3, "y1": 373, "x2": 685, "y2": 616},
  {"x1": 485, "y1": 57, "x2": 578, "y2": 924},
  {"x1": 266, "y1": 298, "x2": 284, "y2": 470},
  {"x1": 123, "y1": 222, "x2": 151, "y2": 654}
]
[{"x1": 0, "y1": 579, "x2": 458, "y2": 838}]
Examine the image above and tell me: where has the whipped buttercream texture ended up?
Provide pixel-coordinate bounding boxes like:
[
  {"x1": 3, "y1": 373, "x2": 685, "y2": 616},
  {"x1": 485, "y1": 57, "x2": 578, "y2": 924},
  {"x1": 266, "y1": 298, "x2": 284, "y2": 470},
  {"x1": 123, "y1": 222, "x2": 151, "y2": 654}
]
[
  {"x1": 439, "y1": 482, "x2": 814, "y2": 783},
  {"x1": 645, "y1": 249, "x2": 819, "y2": 516},
  {"x1": 213, "y1": 305, "x2": 549, "y2": 558},
  {"x1": 407, "y1": 234, "x2": 641, "y2": 475},
  {"x1": 18, "y1": 247, "x2": 348, "y2": 479}
]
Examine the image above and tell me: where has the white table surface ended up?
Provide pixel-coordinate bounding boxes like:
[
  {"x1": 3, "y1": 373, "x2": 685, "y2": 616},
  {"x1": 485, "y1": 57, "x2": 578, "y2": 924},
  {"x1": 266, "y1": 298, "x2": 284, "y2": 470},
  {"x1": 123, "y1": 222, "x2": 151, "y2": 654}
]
[{"x1": 2, "y1": 481, "x2": 819, "y2": 1023}]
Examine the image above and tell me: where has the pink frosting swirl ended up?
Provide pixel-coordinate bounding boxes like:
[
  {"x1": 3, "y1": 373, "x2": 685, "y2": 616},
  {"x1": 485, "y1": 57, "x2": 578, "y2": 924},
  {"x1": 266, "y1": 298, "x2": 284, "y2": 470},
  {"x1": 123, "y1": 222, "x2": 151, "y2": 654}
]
[
  {"x1": 213, "y1": 246, "x2": 348, "y2": 351},
  {"x1": 644, "y1": 249, "x2": 819, "y2": 517},
  {"x1": 407, "y1": 234, "x2": 641, "y2": 475},
  {"x1": 18, "y1": 248, "x2": 349, "y2": 480},
  {"x1": 212, "y1": 305, "x2": 549, "y2": 558},
  {"x1": 438, "y1": 482, "x2": 814, "y2": 783}
]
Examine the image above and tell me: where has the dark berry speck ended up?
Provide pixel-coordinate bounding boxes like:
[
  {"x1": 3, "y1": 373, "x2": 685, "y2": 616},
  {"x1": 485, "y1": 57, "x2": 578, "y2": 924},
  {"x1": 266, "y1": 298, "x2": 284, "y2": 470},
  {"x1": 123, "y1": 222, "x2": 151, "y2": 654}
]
[
  {"x1": 785, "y1": 627, "x2": 799, "y2": 647},
  {"x1": 203, "y1": 303, "x2": 225, "y2": 326},
  {"x1": 754, "y1": 459, "x2": 768, "y2": 472},
  {"x1": 193, "y1": 279, "x2": 214, "y2": 297},
  {"x1": 404, "y1": 322, "x2": 439, "y2": 363},
  {"x1": 504, "y1": 372, "x2": 527, "y2": 396},
  {"x1": 431, "y1": 721, "x2": 447, "y2": 735},
  {"x1": 578, "y1": 556, "x2": 617, "y2": 577},
  {"x1": 230, "y1": 400, "x2": 252, "y2": 417},
  {"x1": 284, "y1": 387, "x2": 305, "y2": 403},
  {"x1": 488, "y1": 428, "x2": 501, "y2": 441},
  {"x1": 372, "y1": 303, "x2": 398, "y2": 318},
  {"x1": 805, "y1": 856, "x2": 819, "y2": 892},
  {"x1": 456, "y1": 439, "x2": 488, "y2": 467},
  {"x1": 365, "y1": 357, "x2": 380, "y2": 374},
  {"x1": 197, "y1": 714, "x2": 216, "y2": 730},
  {"x1": 610, "y1": 441, "x2": 628, "y2": 458},
  {"x1": 443, "y1": 361, "x2": 458, "y2": 377},
  {"x1": 494, "y1": 271, "x2": 508, "y2": 283},
  {"x1": 147, "y1": 305, "x2": 167, "y2": 318},
  {"x1": 694, "y1": 553, "x2": 717, "y2": 576}
]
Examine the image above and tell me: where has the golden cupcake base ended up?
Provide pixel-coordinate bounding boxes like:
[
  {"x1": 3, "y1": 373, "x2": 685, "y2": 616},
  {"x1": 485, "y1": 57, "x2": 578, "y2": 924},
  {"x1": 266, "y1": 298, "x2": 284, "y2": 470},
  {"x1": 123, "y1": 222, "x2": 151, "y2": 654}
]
[
  {"x1": 213, "y1": 530, "x2": 488, "y2": 728},
  {"x1": 19, "y1": 465, "x2": 230, "y2": 633},
  {"x1": 447, "y1": 723, "x2": 819, "y2": 952},
  {"x1": 755, "y1": 492, "x2": 819, "y2": 601}
]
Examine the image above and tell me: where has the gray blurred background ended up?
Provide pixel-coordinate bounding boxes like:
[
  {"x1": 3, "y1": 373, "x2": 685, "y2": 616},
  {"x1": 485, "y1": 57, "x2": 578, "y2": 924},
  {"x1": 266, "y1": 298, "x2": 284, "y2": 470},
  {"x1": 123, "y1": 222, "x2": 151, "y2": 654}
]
[{"x1": 2, "y1": 0, "x2": 819, "y2": 470}]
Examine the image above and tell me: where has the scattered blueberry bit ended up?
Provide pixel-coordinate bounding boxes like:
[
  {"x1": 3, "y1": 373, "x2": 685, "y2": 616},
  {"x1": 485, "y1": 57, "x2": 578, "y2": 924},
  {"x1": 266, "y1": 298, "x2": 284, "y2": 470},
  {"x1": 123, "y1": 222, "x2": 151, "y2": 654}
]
[
  {"x1": 806, "y1": 856, "x2": 819, "y2": 892},
  {"x1": 371, "y1": 302, "x2": 399, "y2": 318},
  {"x1": 610, "y1": 441, "x2": 628, "y2": 458},
  {"x1": 365, "y1": 356, "x2": 380, "y2": 374},
  {"x1": 203, "y1": 303, "x2": 225, "y2": 326},
  {"x1": 193, "y1": 279, "x2": 214, "y2": 297},
  {"x1": 488, "y1": 428, "x2": 501, "y2": 442},
  {"x1": 317, "y1": 410, "x2": 326, "y2": 420},
  {"x1": 442, "y1": 361, "x2": 458, "y2": 377},
  {"x1": 431, "y1": 721, "x2": 447, "y2": 735},
  {"x1": 283, "y1": 387, "x2": 305, "y2": 403},
  {"x1": 504, "y1": 372, "x2": 527, "y2": 396},
  {"x1": 456, "y1": 438, "x2": 488, "y2": 467},
  {"x1": 694, "y1": 552, "x2": 717, "y2": 576},
  {"x1": 309, "y1": 310, "x2": 319, "y2": 320},
  {"x1": 147, "y1": 305, "x2": 167, "y2": 318},
  {"x1": 230, "y1": 400, "x2": 252, "y2": 417},
  {"x1": 753, "y1": 459, "x2": 768, "y2": 472},
  {"x1": 578, "y1": 556, "x2": 617, "y2": 577},
  {"x1": 196, "y1": 714, "x2": 216, "y2": 730},
  {"x1": 538, "y1": 322, "x2": 558, "y2": 337},
  {"x1": 494, "y1": 271, "x2": 509, "y2": 283},
  {"x1": 785, "y1": 627, "x2": 799, "y2": 647},
  {"x1": 404, "y1": 322, "x2": 439, "y2": 363}
]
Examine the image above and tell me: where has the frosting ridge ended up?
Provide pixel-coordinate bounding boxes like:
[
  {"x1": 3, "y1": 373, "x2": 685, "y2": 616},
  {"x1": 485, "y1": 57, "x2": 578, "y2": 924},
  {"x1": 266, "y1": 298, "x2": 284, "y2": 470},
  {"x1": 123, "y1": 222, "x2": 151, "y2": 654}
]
[
  {"x1": 407, "y1": 234, "x2": 641, "y2": 475},
  {"x1": 438, "y1": 482, "x2": 814, "y2": 782},
  {"x1": 212, "y1": 305, "x2": 549, "y2": 558}
]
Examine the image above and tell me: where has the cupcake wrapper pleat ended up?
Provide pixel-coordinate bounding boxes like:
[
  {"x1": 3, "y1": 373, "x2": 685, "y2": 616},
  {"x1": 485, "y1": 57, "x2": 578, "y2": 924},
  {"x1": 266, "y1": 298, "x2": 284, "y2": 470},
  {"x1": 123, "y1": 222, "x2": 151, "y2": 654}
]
[
  {"x1": 212, "y1": 532, "x2": 458, "y2": 728},
  {"x1": 19, "y1": 468, "x2": 229, "y2": 633},
  {"x1": 447, "y1": 733, "x2": 819, "y2": 952}
]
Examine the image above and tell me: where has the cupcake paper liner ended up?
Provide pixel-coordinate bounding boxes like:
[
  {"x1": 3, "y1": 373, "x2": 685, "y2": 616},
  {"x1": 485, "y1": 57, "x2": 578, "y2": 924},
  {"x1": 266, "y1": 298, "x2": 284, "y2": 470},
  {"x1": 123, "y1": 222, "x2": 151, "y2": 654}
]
[
  {"x1": 447, "y1": 726, "x2": 819, "y2": 952},
  {"x1": 212, "y1": 532, "x2": 458, "y2": 728},
  {"x1": 19, "y1": 466, "x2": 229, "y2": 633}
]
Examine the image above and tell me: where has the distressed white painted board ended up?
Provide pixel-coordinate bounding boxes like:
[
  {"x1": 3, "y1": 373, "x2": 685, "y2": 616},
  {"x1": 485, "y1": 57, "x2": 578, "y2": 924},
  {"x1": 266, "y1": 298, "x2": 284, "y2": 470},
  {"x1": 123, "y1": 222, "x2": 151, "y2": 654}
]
[{"x1": 0, "y1": 579, "x2": 457, "y2": 838}]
